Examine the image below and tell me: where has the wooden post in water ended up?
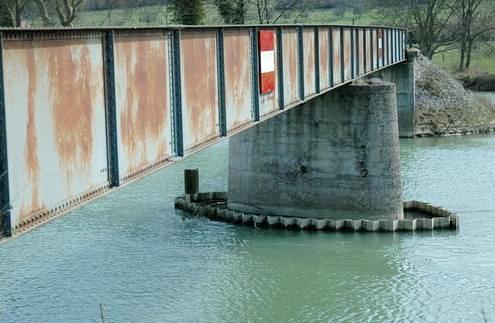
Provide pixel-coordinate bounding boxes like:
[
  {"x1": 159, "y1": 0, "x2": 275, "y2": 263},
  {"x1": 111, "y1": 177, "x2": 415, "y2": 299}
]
[{"x1": 184, "y1": 169, "x2": 199, "y2": 195}]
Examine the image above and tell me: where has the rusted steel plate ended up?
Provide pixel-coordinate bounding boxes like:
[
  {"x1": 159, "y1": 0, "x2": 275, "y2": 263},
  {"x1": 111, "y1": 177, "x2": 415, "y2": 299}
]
[
  {"x1": 358, "y1": 28, "x2": 364, "y2": 76},
  {"x1": 332, "y1": 28, "x2": 341, "y2": 84},
  {"x1": 365, "y1": 29, "x2": 372, "y2": 73},
  {"x1": 259, "y1": 28, "x2": 279, "y2": 117},
  {"x1": 3, "y1": 38, "x2": 109, "y2": 228},
  {"x1": 114, "y1": 34, "x2": 172, "y2": 181},
  {"x1": 180, "y1": 31, "x2": 219, "y2": 152},
  {"x1": 372, "y1": 29, "x2": 378, "y2": 70},
  {"x1": 303, "y1": 28, "x2": 316, "y2": 96},
  {"x1": 224, "y1": 29, "x2": 253, "y2": 131},
  {"x1": 318, "y1": 28, "x2": 329, "y2": 89},
  {"x1": 343, "y1": 28, "x2": 351, "y2": 81},
  {"x1": 282, "y1": 28, "x2": 298, "y2": 106}
]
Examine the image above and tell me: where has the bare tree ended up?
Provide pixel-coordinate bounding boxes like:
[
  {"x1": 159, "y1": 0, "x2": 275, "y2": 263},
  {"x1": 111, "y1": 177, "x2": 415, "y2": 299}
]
[
  {"x1": 251, "y1": 0, "x2": 310, "y2": 24},
  {"x1": 33, "y1": 0, "x2": 85, "y2": 26},
  {"x1": 377, "y1": 0, "x2": 458, "y2": 59},
  {"x1": 455, "y1": 0, "x2": 495, "y2": 70},
  {"x1": 3, "y1": 0, "x2": 28, "y2": 27}
]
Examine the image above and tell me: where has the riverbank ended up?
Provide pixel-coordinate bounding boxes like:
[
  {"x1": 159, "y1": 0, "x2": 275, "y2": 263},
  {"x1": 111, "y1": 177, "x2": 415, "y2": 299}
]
[
  {"x1": 415, "y1": 55, "x2": 495, "y2": 136},
  {"x1": 456, "y1": 72, "x2": 495, "y2": 92}
]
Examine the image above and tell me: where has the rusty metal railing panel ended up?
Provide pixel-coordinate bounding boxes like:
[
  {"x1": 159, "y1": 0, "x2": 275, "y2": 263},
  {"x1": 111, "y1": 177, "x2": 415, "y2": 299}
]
[
  {"x1": 113, "y1": 33, "x2": 172, "y2": 182},
  {"x1": 3, "y1": 37, "x2": 109, "y2": 229},
  {"x1": 259, "y1": 28, "x2": 279, "y2": 117},
  {"x1": 303, "y1": 28, "x2": 316, "y2": 96},
  {"x1": 180, "y1": 31, "x2": 219, "y2": 152},
  {"x1": 282, "y1": 28, "x2": 299, "y2": 106},
  {"x1": 223, "y1": 29, "x2": 253, "y2": 131},
  {"x1": 318, "y1": 27, "x2": 330, "y2": 90},
  {"x1": 332, "y1": 27, "x2": 342, "y2": 85}
]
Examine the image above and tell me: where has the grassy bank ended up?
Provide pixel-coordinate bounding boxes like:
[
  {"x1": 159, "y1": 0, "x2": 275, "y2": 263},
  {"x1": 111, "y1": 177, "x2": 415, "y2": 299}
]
[{"x1": 432, "y1": 42, "x2": 495, "y2": 75}]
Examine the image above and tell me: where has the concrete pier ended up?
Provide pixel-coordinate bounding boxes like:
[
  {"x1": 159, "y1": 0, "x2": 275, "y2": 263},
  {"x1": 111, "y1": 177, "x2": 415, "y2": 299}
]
[
  {"x1": 228, "y1": 80, "x2": 404, "y2": 220},
  {"x1": 375, "y1": 49, "x2": 418, "y2": 137}
]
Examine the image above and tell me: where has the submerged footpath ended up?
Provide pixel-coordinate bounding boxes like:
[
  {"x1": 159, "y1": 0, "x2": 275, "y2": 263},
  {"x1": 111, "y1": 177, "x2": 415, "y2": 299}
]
[{"x1": 414, "y1": 56, "x2": 495, "y2": 136}]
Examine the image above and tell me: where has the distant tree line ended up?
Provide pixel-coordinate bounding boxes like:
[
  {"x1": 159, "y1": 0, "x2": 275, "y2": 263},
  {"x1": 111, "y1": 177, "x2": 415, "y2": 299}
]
[
  {"x1": 0, "y1": 0, "x2": 493, "y2": 72},
  {"x1": 375, "y1": 0, "x2": 495, "y2": 70}
]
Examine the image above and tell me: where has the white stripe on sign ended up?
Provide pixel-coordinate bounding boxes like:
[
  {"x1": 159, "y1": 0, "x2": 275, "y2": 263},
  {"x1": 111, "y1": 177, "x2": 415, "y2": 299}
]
[
  {"x1": 379, "y1": 39, "x2": 383, "y2": 49},
  {"x1": 260, "y1": 50, "x2": 275, "y2": 73}
]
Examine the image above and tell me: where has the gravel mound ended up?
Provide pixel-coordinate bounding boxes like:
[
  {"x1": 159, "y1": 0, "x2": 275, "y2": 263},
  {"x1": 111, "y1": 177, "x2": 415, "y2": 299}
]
[{"x1": 415, "y1": 55, "x2": 495, "y2": 136}]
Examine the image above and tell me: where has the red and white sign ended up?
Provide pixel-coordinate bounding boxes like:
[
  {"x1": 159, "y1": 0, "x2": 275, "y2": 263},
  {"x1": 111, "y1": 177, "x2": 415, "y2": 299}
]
[{"x1": 259, "y1": 30, "x2": 275, "y2": 94}]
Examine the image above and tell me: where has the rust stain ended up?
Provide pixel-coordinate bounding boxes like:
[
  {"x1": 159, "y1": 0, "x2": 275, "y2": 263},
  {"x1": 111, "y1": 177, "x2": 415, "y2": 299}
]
[
  {"x1": 283, "y1": 29, "x2": 298, "y2": 104},
  {"x1": 25, "y1": 44, "x2": 42, "y2": 220},
  {"x1": 6, "y1": 41, "x2": 45, "y2": 221},
  {"x1": 319, "y1": 30, "x2": 329, "y2": 88},
  {"x1": 224, "y1": 30, "x2": 251, "y2": 129},
  {"x1": 116, "y1": 36, "x2": 169, "y2": 174},
  {"x1": 47, "y1": 40, "x2": 94, "y2": 183},
  {"x1": 182, "y1": 31, "x2": 218, "y2": 149},
  {"x1": 304, "y1": 29, "x2": 315, "y2": 95}
]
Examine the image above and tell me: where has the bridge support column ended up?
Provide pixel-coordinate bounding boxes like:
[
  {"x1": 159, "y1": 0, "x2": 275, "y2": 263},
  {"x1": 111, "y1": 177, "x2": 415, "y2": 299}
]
[
  {"x1": 375, "y1": 49, "x2": 418, "y2": 138},
  {"x1": 228, "y1": 80, "x2": 403, "y2": 221}
]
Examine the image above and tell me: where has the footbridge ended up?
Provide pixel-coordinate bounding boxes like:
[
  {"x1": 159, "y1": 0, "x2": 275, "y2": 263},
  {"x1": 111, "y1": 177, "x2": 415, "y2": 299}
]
[{"x1": 0, "y1": 24, "x2": 410, "y2": 237}]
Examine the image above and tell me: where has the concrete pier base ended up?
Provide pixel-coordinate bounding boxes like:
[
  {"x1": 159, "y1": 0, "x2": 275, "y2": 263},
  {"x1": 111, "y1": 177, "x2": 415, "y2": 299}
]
[{"x1": 228, "y1": 80, "x2": 403, "y2": 221}]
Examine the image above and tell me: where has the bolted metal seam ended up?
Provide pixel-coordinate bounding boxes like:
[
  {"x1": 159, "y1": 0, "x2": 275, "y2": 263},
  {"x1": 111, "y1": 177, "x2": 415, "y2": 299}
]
[
  {"x1": 216, "y1": 29, "x2": 227, "y2": 136},
  {"x1": 0, "y1": 32, "x2": 12, "y2": 237},
  {"x1": 250, "y1": 27, "x2": 260, "y2": 121},
  {"x1": 329, "y1": 27, "x2": 334, "y2": 87},
  {"x1": 276, "y1": 27, "x2": 285, "y2": 110},
  {"x1": 103, "y1": 31, "x2": 120, "y2": 188},
  {"x1": 171, "y1": 30, "x2": 184, "y2": 156},
  {"x1": 314, "y1": 26, "x2": 320, "y2": 93}
]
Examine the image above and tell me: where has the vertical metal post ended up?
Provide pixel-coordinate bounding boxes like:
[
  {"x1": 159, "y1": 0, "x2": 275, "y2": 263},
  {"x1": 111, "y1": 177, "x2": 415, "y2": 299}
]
[
  {"x1": 216, "y1": 29, "x2": 227, "y2": 136},
  {"x1": 370, "y1": 29, "x2": 374, "y2": 71},
  {"x1": 350, "y1": 27, "x2": 355, "y2": 79},
  {"x1": 340, "y1": 27, "x2": 345, "y2": 83},
  {"x1": 0, "y1": 32, "x2": 11, "y2": 237},
  {"x1": 356, "y1": 28, "x2": 360, "y2": 76},
  {"x1": 276, "y1": 27, "x2": 285, "y2": 110},
  {"x1": 251, "y1": 27, "x2": 260, "y2": 121},
  {"x1": 314, "y1": 27, "x2": 320, "y2": 93},
  {"x1": 329, "y1": 27, "x2": 334, "y2": 87},
  {"x1": 389, "y1": 28, "x2": 393, "y2": 65},
  {"x1": 171, "y1": 30, "x2": 184, "y2": 156},
  {"x1": 383, "y1": 28, "x2": 388, "y2": 66},
  {"x1": 363, "y1": 28, "x2": 367, "y2": 73},
  {"x1": 104, "y1": 31, "x2": 120, "y2": 188},
  {"x1": 297, "y1": 26, "x2": 305, "y2": 100},
  {"x1": 376, "y1": 28, "x2": 380, "y2": 69}
]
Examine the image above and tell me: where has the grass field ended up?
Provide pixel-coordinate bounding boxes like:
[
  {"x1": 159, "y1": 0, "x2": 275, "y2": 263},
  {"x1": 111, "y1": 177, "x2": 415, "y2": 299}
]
[
  {"x1": 71, "y1": 6, "x2": 379, "y2": 27},
  {"x1": 432, "y1": 42, "x2": 495, "y2": 75}
]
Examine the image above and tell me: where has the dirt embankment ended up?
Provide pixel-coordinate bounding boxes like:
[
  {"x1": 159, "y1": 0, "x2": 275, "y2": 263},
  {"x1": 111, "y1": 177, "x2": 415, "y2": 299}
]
[{"x1": 414, "y1": 56, "x2": 495, "y2": 136}]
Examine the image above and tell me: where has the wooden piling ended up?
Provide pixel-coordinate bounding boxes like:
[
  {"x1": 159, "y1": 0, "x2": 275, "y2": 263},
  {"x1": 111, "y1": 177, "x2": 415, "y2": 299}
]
[{"x1": 184, "y1": 169, "x2": 199, "y2": 195}]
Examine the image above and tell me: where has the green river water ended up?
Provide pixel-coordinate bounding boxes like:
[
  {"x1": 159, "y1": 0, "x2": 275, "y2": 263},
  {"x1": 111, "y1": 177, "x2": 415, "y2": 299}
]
[{"x1": 1, "y1": 122, "x2": 495, "y2": 322}]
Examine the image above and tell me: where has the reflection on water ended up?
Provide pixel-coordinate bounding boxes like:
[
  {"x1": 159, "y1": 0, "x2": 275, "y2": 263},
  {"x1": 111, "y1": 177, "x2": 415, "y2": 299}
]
[{"x1": 1, "y1": 136, "x2": 495, "y2": 323}]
